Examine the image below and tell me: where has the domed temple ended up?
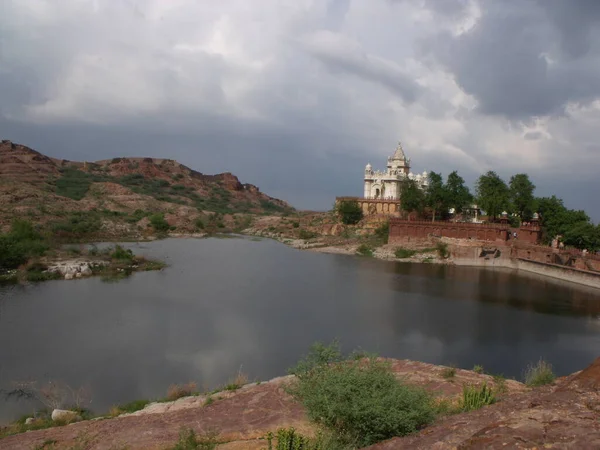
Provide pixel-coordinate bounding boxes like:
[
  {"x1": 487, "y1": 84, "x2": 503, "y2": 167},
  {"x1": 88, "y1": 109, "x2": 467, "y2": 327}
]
[
  {"x1": 364, "y1": 142, "x2": 429, "y2": 200},
  {"x1": 336, "y1": 142, "x2": 429, "y2": 217}
]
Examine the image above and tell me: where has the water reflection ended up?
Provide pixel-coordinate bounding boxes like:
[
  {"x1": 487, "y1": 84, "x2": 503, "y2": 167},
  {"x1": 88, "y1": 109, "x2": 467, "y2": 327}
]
[{"x1": 0, "y1": 237, "x2": 599, "y2": 424}]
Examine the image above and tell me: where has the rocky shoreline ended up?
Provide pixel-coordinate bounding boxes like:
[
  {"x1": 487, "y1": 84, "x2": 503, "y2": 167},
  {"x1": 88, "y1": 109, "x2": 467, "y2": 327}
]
[{"x1": 0, "y1": 357, "x2": 597, "y2": 449}]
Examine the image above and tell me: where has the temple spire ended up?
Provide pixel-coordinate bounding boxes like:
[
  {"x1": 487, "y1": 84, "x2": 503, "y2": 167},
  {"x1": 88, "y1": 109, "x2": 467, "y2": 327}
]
[{"x1": 392, "y1": 141, "x2": 406, "y2": 160}]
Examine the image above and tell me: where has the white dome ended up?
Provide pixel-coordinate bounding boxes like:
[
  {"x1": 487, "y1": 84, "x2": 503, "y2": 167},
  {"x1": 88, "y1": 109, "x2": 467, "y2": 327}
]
[{"x1": 365, "y1": 163, "x2": 372, "y2": 170}]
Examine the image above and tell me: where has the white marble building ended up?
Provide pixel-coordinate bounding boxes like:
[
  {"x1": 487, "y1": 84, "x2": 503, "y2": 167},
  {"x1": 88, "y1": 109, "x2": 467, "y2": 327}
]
[{"x1": 364, "y1": 142, "x2": 429, "y2": 200}]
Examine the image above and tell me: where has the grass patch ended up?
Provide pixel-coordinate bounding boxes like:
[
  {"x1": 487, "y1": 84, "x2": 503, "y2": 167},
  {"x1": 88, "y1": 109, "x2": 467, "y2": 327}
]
[
  {"x1": 25, "y1": 270, "x2": 61, "y2": 282},
  {"x1": 492, "y1": 374, "x2": 508, "y2": 394},
  {"x1": 170, "y1": 428, "x2": 219, "y2": 450},
  {"x1": 265, "y1": 427, "x2": 350, "y2": 450},
  {"x1": 298, "y1": 229, "x2": 318, "y2": 240},
  {"x1": 394, "y1": 247, "x2": 416, "y2": 259},
  {"x1": 109, "y1": 399, "x2": 150, "y2": 416},
  {"x1": 524, "y1": 359, "x2": 555, "y2": 387},
  {"x1": 440, "y1": 366, "x2": 456, "y2": 379},
  {"x1": 55, "y1": 168, "x2": 102, "y2": 200},
  {"x1": 287, "y1": 341, "x2": 436, "y2": 447},
  {"x1": 356, "y1": 244, "x2": 374, "y2": 257},
  {"x1": 223, "y1": 368, "x2": 249, "y2": 391},
  {"x1": 461, "y1": 382, "x2": 496, "y2": 411},
  {"x1": 472, "y1": 365, "x2": 484, "y2": 374},
  {"x1": 166, "y1": 382, "x2": 198, "y2": 401}
]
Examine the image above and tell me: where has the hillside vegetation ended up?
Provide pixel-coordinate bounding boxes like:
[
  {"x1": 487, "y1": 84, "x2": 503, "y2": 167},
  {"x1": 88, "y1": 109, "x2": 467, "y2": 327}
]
[{"x1": 0, "y1": 140, "x2": 294, "y2": 239}]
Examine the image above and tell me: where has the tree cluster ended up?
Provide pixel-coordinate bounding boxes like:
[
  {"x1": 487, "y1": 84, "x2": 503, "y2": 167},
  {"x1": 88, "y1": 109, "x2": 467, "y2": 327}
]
[
  {"x1": 400, "y1": 170, "x2": 474, "y2": 221},
  {"x1": 398, "y1": 170, "x2": 599, "y2": 251}
]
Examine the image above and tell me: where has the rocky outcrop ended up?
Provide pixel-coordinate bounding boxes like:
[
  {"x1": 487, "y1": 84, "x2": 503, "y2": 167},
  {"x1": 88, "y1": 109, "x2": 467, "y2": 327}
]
[
  {"x1": 0, "y1": 359, "x2": 527, "y2": 450},
  {"x1": 366, "y1": 357, "x2": 600, "y2": 449},
  {"x1": 1, "y1": 358, "x2": 597, "y2": 449},
  {"x1": 0, "y1": 140, "x2": 60, "y2": 184},
  {"x1": 46, "y1": 260, "x2": 105, "y2": 280}
]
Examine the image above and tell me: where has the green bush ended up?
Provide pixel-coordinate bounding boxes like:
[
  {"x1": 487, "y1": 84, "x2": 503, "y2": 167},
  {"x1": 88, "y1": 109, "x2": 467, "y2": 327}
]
[
  {"x1": 288, "y1": 342, "x2": 436, "y2": 447},
  {"x1": 461, "y1": 383, "x2": 496, "y2": 411},
  {"x1": 524, "y1": 359, "x2": 555, "y2": 387},
  {"x1": 26, "y1": 270, "x2": 61, "y2": 282},
  {"x1": 356, "y1": 244, "x2": 373, "y2": 257},
  {"x1": 126, "y1": 209, "x2": 151, "y2": 224},
  {"x1": 110, "y1": 245, "x2": 134, "y2": 261},
  {"x1": 149, "y1": 213, "x2": 170, "y2": 232},
  {"x1": 195, "y1": 218, "x2": 205, "y2": 230},
  {"x1": 335, "y1": 200, "x2": 363, "y2": 225},
  {"x1": 292, "y1": 221, "x2": 300, "y2": 228},
  {"x1": 436, "y1": 242, "x2": 449, "y2": 259},
  {"x1": 50, "y1": 212, "x2": 102, "y2": 235},
  {"x1": 170, "y1": 428, "x2": 218, "y2": 450},
  {"x1": 473, "y1": 365, "x2": 484, "y2": 374},
  {"x1": 441, "y1": 366, "x2": 456, "y2": 379},
  {"x1": 0, "y1": 220, "x2": 49, "y2": 270},
  {"x1": 374, "y1": 221, "x2": 389, "y2": 244},
  {"x1": 298, "y1": 229, "x2": 318, "y2": 240},
  {"x1": 394, "y1": 247, "x2": 416, "y2": 259}
]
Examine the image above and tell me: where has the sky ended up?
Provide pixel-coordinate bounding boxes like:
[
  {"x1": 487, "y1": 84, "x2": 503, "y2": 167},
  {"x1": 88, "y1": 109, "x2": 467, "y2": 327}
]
[{"x1": 1, "y1": 0, "x2": 599, "y2": 220}]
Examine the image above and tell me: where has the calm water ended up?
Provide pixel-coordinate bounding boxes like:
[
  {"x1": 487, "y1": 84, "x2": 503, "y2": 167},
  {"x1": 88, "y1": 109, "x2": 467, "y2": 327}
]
[{"x1": 1, "y1": 237, "x2": 600, "y2": 423}]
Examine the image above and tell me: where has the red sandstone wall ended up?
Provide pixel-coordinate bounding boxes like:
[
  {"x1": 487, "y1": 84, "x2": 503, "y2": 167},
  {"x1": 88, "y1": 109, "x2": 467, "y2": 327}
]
[
  {"x1": 389, "y1": 220, "x2": 510, "y2": 244},
  {"x1": 389, "y1": 219, "x2": 542, "y2": 245}
]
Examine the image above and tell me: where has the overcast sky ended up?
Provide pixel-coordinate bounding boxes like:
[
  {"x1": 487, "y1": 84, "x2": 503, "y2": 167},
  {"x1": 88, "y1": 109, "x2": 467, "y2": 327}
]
[{"x1": 1, "y1": 0, "x2": 599, "y2": 220}]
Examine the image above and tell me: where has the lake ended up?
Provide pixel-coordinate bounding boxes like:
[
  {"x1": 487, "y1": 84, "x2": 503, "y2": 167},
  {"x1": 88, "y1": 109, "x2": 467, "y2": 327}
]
[{"x1": 1, "y1": 236, "x2": 599, "y2": 423}]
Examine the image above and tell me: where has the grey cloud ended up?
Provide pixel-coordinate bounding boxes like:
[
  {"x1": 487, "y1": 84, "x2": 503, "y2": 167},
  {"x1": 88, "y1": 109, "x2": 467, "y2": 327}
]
[
  {"x1": 301, "y1": 32, "x2": 422, "y2": 103},
  {"x1": 421, "y1": 0, "x2": 600, "y2": 119},
  {"x1": 538, "y1": 0, "x2": 600, "y2": 58}
]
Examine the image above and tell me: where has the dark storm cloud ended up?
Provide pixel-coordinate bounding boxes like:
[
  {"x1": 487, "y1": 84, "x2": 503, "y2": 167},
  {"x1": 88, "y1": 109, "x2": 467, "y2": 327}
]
[
  {"x1": 301, "y1": 31, "x2": 422, "y2": 103},
  {"x1": 422, "y1": 0, "x2": 600, "y2": 119},
  {"x1": 0, "y1": 0, "x2": 599, "y2": 220}
]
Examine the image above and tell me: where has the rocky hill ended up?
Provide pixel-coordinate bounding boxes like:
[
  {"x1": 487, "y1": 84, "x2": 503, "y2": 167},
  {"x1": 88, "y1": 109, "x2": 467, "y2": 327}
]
[{"x1": 0, "y1": 140, "x2": 294, "y2": 236}]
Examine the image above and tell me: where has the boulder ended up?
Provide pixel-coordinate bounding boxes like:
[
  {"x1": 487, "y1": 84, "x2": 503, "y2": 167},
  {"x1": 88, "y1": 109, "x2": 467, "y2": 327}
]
[
  {"x1": 81, "y1": 265, "x2": 93, "y2": 276},
  {"x1": 51, "y1": 409, "x2": 80, "y2": 422},
  {"x1": 64, "y1": 273, "x2": 74, "y2": 280},
  {"x1": 24, "y1": 417, "x2": 34, "y2": 425}
]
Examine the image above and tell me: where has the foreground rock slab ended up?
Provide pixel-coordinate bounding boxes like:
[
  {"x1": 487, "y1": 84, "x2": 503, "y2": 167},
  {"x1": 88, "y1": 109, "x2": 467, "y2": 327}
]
[
  {"x1": 9, "y1": 358, "x2": 597, "y2": 450},
  {"x1": 367, "y1": 357, "x2": 600, "y2": 449}
]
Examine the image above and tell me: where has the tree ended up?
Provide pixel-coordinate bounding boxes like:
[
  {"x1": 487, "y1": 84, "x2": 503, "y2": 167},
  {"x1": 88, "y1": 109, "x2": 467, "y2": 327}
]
[
  {"x1": 563, "y1": 222, "x2": 600, "y2": 251},
  {"x1": 509, "y1": 174, "x2": 536, "y2": 220},
  {"x1": 336, "y1": 200, "x2": 363, "y2": 225},
  {"x1": 400, "y1": 179, "x2": 425, "y2": 216},
  {"x1": 425, "y1": 171, "x2": 447, "y2": 222},
  {"x1": 445, "y1": 171, "x2": 472, "y2": 215},
  {"x1": 536, "y1": 196, "x2": 592, "y2": 245},
  {"x1": 475, "y1": 171, "x2": 509, "y2": 221}
]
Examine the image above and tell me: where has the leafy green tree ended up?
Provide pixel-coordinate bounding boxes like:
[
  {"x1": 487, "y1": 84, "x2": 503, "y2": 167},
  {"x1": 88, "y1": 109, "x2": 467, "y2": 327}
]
[
  {"x1": 400, "y1": 179, "x2": 425, "y2": 215},
  {"x1": 445, "y1": 171, "x2": 472, "y2": 215},
  {"x1": 335, "y1": 200, "x2": 363, "y2": 225},
  {"x1": 536, "y1": 195, "x2": 591, "y2": 244},
  {"x1": 563, "y1": 222, "x2": 600, "y2": 251},
  {"x1": 509, "y1": 174, "x2": 536, "y2": 220},
  {"x1": 425, "y1": 171, "x2": 448, "y2": 222},
  {"x1": 475, "y1": 171, "x2": 509, "y2": 221}
]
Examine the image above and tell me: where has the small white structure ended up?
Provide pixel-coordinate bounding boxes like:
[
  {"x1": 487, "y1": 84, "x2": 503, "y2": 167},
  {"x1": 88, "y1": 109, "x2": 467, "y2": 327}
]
[{"x1": 364, "y1": 142, "x2": 429, "y2": 200}]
